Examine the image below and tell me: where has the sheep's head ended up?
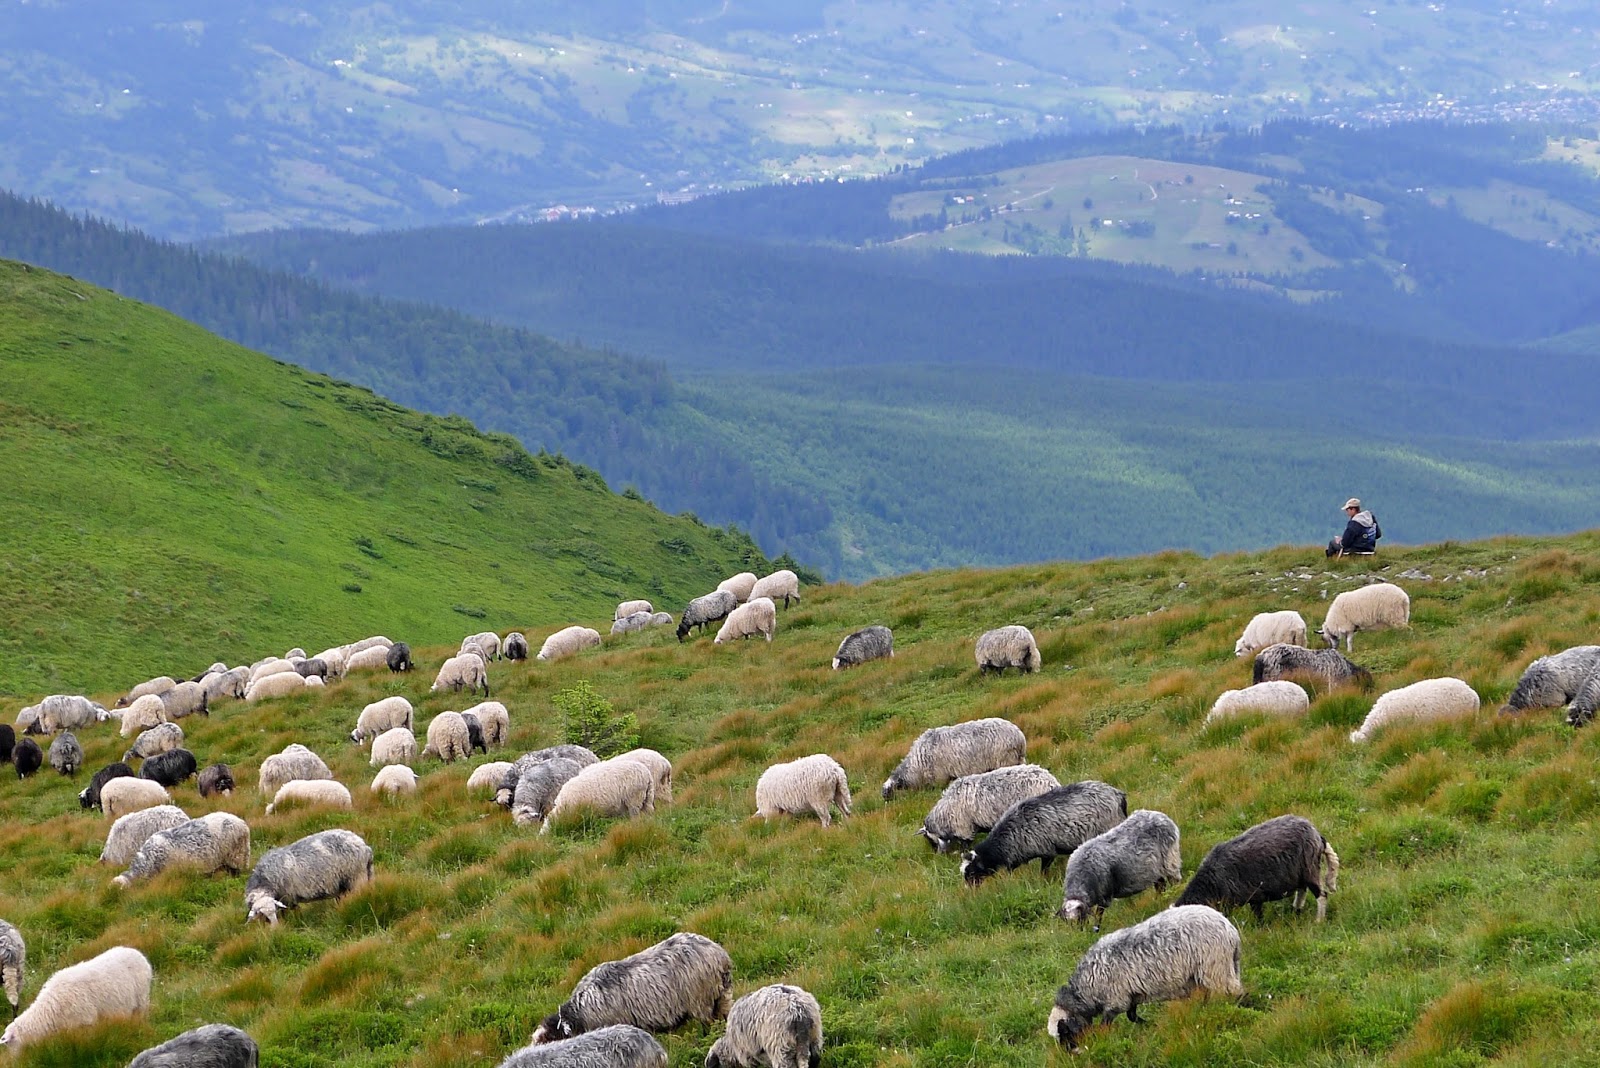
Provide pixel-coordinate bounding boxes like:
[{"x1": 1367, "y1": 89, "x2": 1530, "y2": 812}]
[
  {"x1": 1057, "y1": 898, "x2": 1090, "y2": 923},
  {"x1": 881, "y1": 770, "x2": 905, "y2": 801},
  {"x1": 1047, "y1": 1004, "x2": 1089, "y2": 1050},
  {"x1": 246, "y1": 894, "x2": 287, "y2": 925},
  {"x1": 530, "y1": 1009, "x2": 576, "y2": 1044},
  {"x1": 958, "y1": 851, "x2": 993, "y2": 887}
]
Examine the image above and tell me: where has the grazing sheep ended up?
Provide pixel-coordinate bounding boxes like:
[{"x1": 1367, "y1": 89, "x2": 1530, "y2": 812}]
[
  {"x1": 498, "y1": 1025, "x2": 666, "y2": 1067},
  {"x1": 112, "y1": 812, "x2": 252, "y2": 887},
  {"x1": 750, "y1": 570, "x2": 801, "y2": 609},
  {"x1": 676, "y1": 590, "x2": 738, "y2": 641},
  {"x1": 293, "y1": 658, "x2": 328, "y2": 680},
  {"x1": 48, "y1": 732, "x2": 83, "y2": 776},
  {"x1": 422, "y1": 711, "x2": 473, "y2": 763},
  {"x1": 0, "y1": 724, "x2": 12, "y2": 764},
  {"x1": 717, "y1": 572, "x2": 758, "y2": 604},
  {"x1": 1234, "y1": 610, "x2": 1308, "y2": 658},
  {"x1": 1058, "y1": 810, "x2": 1183, "y2": 925},
  {"x1": 754, "y1": 754, "x2": 852, "y2": 827},
  {"x1": 705, "y1": 984, "x2": 823, "y2": 1068},
  {"x1": 199, "y1": 667, "x2": 249, "y2": 704},
  {"x1": 244, "y1": 829, "x2": 374, "y2": 925},
  {"x1": 283, "y1": 648, "x2": 307, "y2": 661},
  {"x1": 266, "y1": 779, "x2": 353, "y2": 815},
  {"x1": 343, "y1": 645, "x2": 391, "y2": 674},
  {"x1": 882, "y1": 717, "x2": 1027, "y2": 800},
  {"x1": 919, "y1": 764, "x2": 1061, "y2": 853},
  {"x1": 459, "y1": 641, "x2": 491, "y2": 668},
  {"x1": 464, "y1": 631, "x2": 502, "y2": 660},
  {"x1": 495, "y1": 746, "x2": 601, "y2": 808},
  {"x1": 1204, "y1": 681, "x2": 1311, "y2": 726},
  {"x1": 1252, "y1": 643, "x2": 1374, "y2": 691},
  {"x1": 975, "y1": 625, "x2": 1042, "y2": 675},
  {"x1": 531, "y1": 933, "x2": 732, "y2": 1042},
  {"x1": 537, "y1": 626, "x2": 603, "y2": 662},
  {"x1": 123, "y1": 721, "x2": 184, "y2": 762},
  {"x1": 649, "y1": 612, "x2": 674, "y2": 627},
  {"x1": 118, "y1": 676, "x2": 177, "y2": 706},
  {"x1": 0, "y1": 946, "x2": 151, "y2": 1051},
  {"x1": 140, "y1": 748, "x2": 198, "y2": 788},
  {"x1": 612, "y1": 610, "x2": 659, "y2": 635},
  {"x1": 369, "y1": 727, "x2": 417, "y2": 767},
  {"x1": 198, "y1": 764, "x2": 236, "y2": 798},
  {"x1": 616, "y1": 599, "x2": 655, "y2": 621},
  {"x1": 467, "y1": 761, "x2": 515, "y2": 794},
  {"x1": 79, "y1": 762, "x2": 135, "y2": 810},
  {"x1": 257, "y1": 743, "x2": 333, "y2": 797},
  {"x1": 345, "y1": 635, "x2": 394, "y2": 655},
  {"x1": 350, "y1": 696, "x2": 414, "y2": 745},
  {"x1": 245, "y1": 671, "x2": 308, "y2": 702},
  {"x1": 616, "y1": 748, "x2": 673, "y2": 804},
  {"x1": 1174, "y1": 814, "x2": 1340, "y2": 922},
  {"x1": 101, "y1": 777, "x2": 172, "y2": 821},
  {"x1": 1350, "y1": 677, "x2": 1480, "y2": 743},
  {"x1": 128, "y1": 1023, "x2": 259, "y2": 1068},
  {"x1": 11, "y1": 708, "x2": 37, "y2": 735},
  {"x1": 312, "y1": 647, "x2": 348, "y2": 679},
  {"x1": 461, "y1": 713, "x2": 489, "y2": 755},
  {"x1": 832, "y1": 625, "x2": 894, "y2": 670},
  {"x1": 1046, "y1": 906, "x2": 1242, "y2": 1050},
  {"x1": 1501, "y1": 645, "x2": 1600, "y2": 726},
  {"x1": 461, "y1": 701, "x2": 511, "y2": 747},
  {"x1": 714, "y1": 597, "x2": 777, "y2": 644},
  {"x1": 511, "y1": 757, "x2": 585, "y2": 826},
  {"x1": 13, "y1": 738, "x2": 42, "y2": 779},
  {"x1": 157, "y1": 680, "x2": 209, "y2": 720},
  {"x1": 101, "y1": 805, "x2": 191, "y2": 866},
  {"x1": 33, "y1": 694, "x2": 109, "y2": 734},
  {"x1": 540, "y1": 758, "x2": 656, "y2": 834},
  {"x1": 503, "y1": 632, "x2": 530, "y2": 661},
  {"x1": 118, "y1": 694, "x2": 169, "y2": 737},
  {"x1": 432, "y1": 653, "x2": 490, "y2": 697},
  {"x1": 385, "y1": 642, "x2": 414, "y2": 673},
  {"x1": 960, "y1": 780, "x2": 1129, "y2": 886},
  {"x1": 1319, "y1": 582, "x2": 1411, "y2": 651},
  {"x1": 371, "y1": 765, "x2": 418, "y2": 796},
  {"x1": 0, "y1": 920, "x2": 21, "y2": 1020},
  {"x1": 247, "y1": 659, "x2": 298, "y2": 686}
]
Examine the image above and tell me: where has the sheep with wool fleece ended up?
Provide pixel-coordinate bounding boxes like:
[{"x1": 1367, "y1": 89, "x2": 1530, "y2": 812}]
[
  {"x1": 1057, "y1": 809, "x2": 1183, "y2": 925},
  {"x1": 350, "y1": 696, "x2": 414, "y2": 745},
  {"x1": 497, "y1": 1025, "x2": 665, "y2": 1067},
  {"x1": 123, "y1": 721, "x2": 184, "y2": 762},
  {"x1": 1252, "y1": 643, "x2": 1374, "y2": 691},
  {"x1": 1319, "y1": 582, "x2": 1410, "y2": 651},
  {"x1": 1204, "y1": 681, "x2": 1310, "y2": 726},
  {"x1": 467, "y1": 761, "x2": 515, "y2": 794},
  {"x1": 47, "y1": 732, "x2": 83, "y2": 776},
  {"x1": 422, "y1": 711, "x2": 473, "y2": 763},
  {"x1": 676, "y1": 590, "x2": 737, "y2": 641},
  {"x1": 79, "y1": 762, "x2": 135, "y2": 810},
  {"x1": 460, "y1": 700, "x2": 510, "y2": 747},
  {"x1": 0, "y1": 946, "x2": 151, "y2": 1051},
  {"x1": 127, "y1": 1023, "x2": 259, "y2": 1068},
  {"x1": 615, "y1": 599, "x2": 654, "y2": 621},
  {"x1": 612, "y1": 610, "x2": 659, "y2": 635},
  {"x1": 385, "y1": 642, "x2": 414, "y2": 673},
  {"x1": 616, "y1": 748, "x2": 673, "y2": 803},
  {"x1": 256, "y1": 743, "x2": 333, "y2": 797},
  {"x1": 247, "y1": 659, "x2": 298, "y2": 686},
  {"x1": 12, "y1": 738, "x2": 41, "y2": 779},
  {"x1": 100, "y1": 777, "x2": 171, "y2": 821},
  {"x1": 198, "y1": 763, "x2": 236, "y2": 798},
  {"x1": 1350, "y1": 677, "x2": 1480, "y2": 743},
  {"x1": 112, "y1": 812, "x2": 251, "y2": 887},
  {"x1": 32, "y1": 694, "x2": 109, "y2": 734},
  {"x1": 536, "y1": 625, "x2": 603, "y2": 662},
  {"x1": 749, "y1": 569, "x2": 801, "y2": 609},
  {"x1": 1174, "y1": 814, "x2": 1340, "y2": 922},
  {"x1": 494, "y1": 746, "x2": 600, "y2": 808},
  {"x1": 714, "y1": 597, "x2": 776, "y2": 643},
  {"x1": 245, "y1": 671, "x2": 308, "y2": 702},
  {"x1": 342, "y1": 645, "x2": 392, "y2": 674},
  {"x1": 919, "y1": 764, "x2": 1061, "y2": 852},
  {"x1": 118, "y1": 694, "x2": 168, "y2": 737},
  {"x1": 540, "y1": 757, "x2": 656, "y2": 834},
  {"x1": 974, "y1": 625, "x2": 1042, "y2": 675},
  {"x1": 100, "y1": 805, "x2": 190, "y2": 866},
  {"x1": 511, "y1": 757, "x2": 585, "y2": 826},
  {"x1": 266, "y1": 779, "x2": 352, "y2": 814},
  {"x1": 532, "y1": 932, "x2": 731, "y2": 1042},
  {"x1": 244, "y1": 829, "x2": 373, "y2": 925},
  {"x1": 139, "y1": 748, "x2": 198, "y2": 788},
  {"x1": 0, "y1": 920, "x2": 20, "y2": 1020},
  {"x1": 369, "y1": 727, "x2": 417, "y2": 767},
  {"x1": 312, "y1": 646, "x2": 348, "y2": 678},
  {"x1": 833, "y1": 625, "x2": 894, "y2": 669},
  {"x1": 371, "y1": 764, "x2": 418, "y2": 796},
  {"x1": 157, "y1": 680, "x2": 209, "y2": 719},
  {"x1": 1234, "y1": 610, "x2": 1308, "y2": 657},
  {"x1": 431, "y1": 653, "x2": 490, "y2": 697},
  {"x1": 118, "y1": 676, "x2": 176, "y2": 707},
  {"x1": 462, "y1": 630, "x2": 501, "y2": 660},
  {"x1": 716, "y1": 572, "x2": 758, "y2": 603},
  {"x1": 882, "y1": 717, "x2": 1026, "y2": 800},
  {"x1": 705, "y1": 984, "x2": 823, "y2": 1068},
  {"x1": 754, "y1": 754, "x2": 852, "y2": 827},
  {"x1": 199, "y1": 667, "x2": 249, "y2": 703},
  {"x1": 1501, "y1": 645, "x2": 1600, "y2": 726},
  {"x1": 502, "y1": 632, "x2": 530, "y2": 661},
  {"x1": 959, "y1": 780, "x2": 1128, "y2": 886}
]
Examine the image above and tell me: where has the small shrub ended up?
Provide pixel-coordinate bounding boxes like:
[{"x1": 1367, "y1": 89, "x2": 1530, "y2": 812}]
[
  {"x1": 554, "y1": 680, "x2": 639, "y2": 756},
  {"x1": 341, "y1": 582, "x2": 363, "y2": 594}
]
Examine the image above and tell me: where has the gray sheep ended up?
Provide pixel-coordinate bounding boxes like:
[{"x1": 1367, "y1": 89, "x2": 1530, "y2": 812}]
[
  {"x1": 959, "y1": 780, "x2": 1128, "y2": 885},
  {"x1": 497, "y1": 1025, "x2": 665, "y2": 1067},
  {"x1": 495, "y1": 746, "x2": 600, "y2": 809},
  {"x1": 199, "y1": 667, "x2": 249, "y2": 704},
  {"x1": 975, "y1": 625, "x2": 1041, "y2": 675},
  {"x1": 79, "y1": 762, "x2": 135, "y2": 810},
  {"x1": 47, "y1": 732, "x2": 82, "y2": 776},
  {"x1": 882, "y1": 717, "x2": 1027, "y2": 801},
  {"x1": 385, "y1": 642, "x2": 414, "y2": 672},
  {"x1": 1501, "y1": 645, "x2": 1600, "y2": 726},
  {"x1": 1251, "y1": 642, "x2": 1374, "y2": 691},
  {"x1": 1174, "y1": 814, "x2": 1340, "y2": 922},
  {"x1": 100, "y1": 805, "x2": 191, "y2": 866},
  {"x1": 510, "y1": 757, "x2": 585, "y2": 826},
  {"x1": 503, "y1": 632, "x2": 530, "y2": 662},
  {"x1": 1057, "y1": 809, "x2": 1183, "y2": 925},
  {"x1": 124, "y1": 721, "x2": 185, "y2": 763},
  {"x1": 677, "y1": 590, "x2": 737, "y2": 641},
  {"x1": 919, "y1": 764, "x2": 1061, "y2": 853},
  {"x1": 198, "y1": 764, "x2": 236, "y2": 798},
  {"x1": 30, "y1": 694, "x2": 108, "y2": 735},
  {"x1": 532, "y1": 933, "x2": 732, "y2": 1042},
  {"x1": 157, "y1": 680, "x2": 209, "y2": 719},
  {"x1": 832, "y1": 625, "x2": 894, "y2": 670},
  {"x1": 128, "y1": 1024, "x2": 259, "y2": 1068},
  {"x1": 1047, "y1": 905, "x2": 1243, "y2": 1051},
  {"x1": 113, "y1": 812, "x2": 252, "y2": 888},
  {"x1": 612, "y1": 610, "x2": 659, "y2": 635},
  {"x1": 140, "y1": 748, "x2": 199, "y2": 788},
  {"x1": 293, "y1": 658, "x2": 329, "y2": 680},
  {"x1": 0, "y1": 920, "x2": 21, "y2": 1020},
  {"x1": 245, "y1": 829, "x2": 374, "y2": 925},
  {"x1": 705, "y1": 984, "x2": 823, "y2": 1068}
]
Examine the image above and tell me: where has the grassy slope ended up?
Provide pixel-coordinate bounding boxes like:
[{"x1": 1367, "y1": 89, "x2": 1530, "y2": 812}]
[
  {"x1": 0, "y1": 260, "x2": 762, "y2": 697},
  {"x1": 3, "y1": 531, "x2": 1600, "y2": 1066}
]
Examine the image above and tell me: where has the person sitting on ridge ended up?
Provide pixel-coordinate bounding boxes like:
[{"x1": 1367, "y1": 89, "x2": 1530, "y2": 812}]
[{"x1": 1327, "y1": 497, "x2": 1380, "y2": 557}]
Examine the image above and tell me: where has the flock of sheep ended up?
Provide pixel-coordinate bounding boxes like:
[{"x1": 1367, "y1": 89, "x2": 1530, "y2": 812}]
[{"x1": 2, "y1": 564, "x2": 1598, "y2": 1063}]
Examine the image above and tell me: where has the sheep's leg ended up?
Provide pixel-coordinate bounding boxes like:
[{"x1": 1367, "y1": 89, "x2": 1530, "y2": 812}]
[
  {"x1": 1251, "y1": 901, "x2": 1265, "y2": 921},
  {"x1": 1039, "y1": 854, "x2": 1053, "y2": 876},
  {"x1": 1126, "y1": 997, "x2": 1144, "y2": 1024},
  {"x1": 1292, "y1": 889, "x2": 1305, "y2": 911},
  {"x1": 1315, "y1": 892, "x2": 1328, "y2": 923}
]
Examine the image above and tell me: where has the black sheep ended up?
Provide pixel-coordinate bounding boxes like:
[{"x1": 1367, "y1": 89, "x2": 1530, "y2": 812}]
[
  {"x1": 140, "y1": 748, "x2": 198, "y2": 788},
  {"x1": 503, "y1": 632, "x2": 530, "y2": 662},
  {"x1": 13, "y1": 738, "x2": 42, "y2": 779},
  {"x1": 0, "y1": 724, "x2": 13, "y2": 764},
  {"x1": 197, "y1": 763, "x2": 236, "y2": 798},
  {"x1": 461, "y1": 713, "x2": 489, "y2": 755},
  {"x1": 294, "y1": 657, "x2": 329, "y2": 679},
  {"x1": 386, "y1": 642, "x2": 414, "y2": 672},
  {"x1": 80, "y1": 762, "x2": 135, "y2": 809},
  {"x1": 1174, "y1": 814, "x2": 1340, "y2": 922}
]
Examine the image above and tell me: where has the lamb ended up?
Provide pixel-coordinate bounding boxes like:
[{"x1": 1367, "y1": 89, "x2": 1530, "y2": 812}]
[
  {"x1": 257, "y1": 743, "x2": 333, "y2": 797},
  {"x1": 1046, "y1": 906, "x2": 1242, "y2": 1051},
  {"x1": 494, "y1": 746, "x2": 601, "y2": 808},
  {"x1": 612, "y1": 610, "x2": 659, "y2": 635},
  {"x1": 531, "y1": 933, "x2": 732, "y2": 1042},
  {"x1": 750, "y1": 570, "x2": 801, "y2": 609},
  {"x1": 616, "y1": 748, "x2": 673, "y2": 804},
  {"x1": 496, "y1": 1025, "x2": 666, "y2": 1067},
  {"x1": 112, "y1": 812, "x2": 252, "y2": 887},
  {"x1": 0, "y1": 920, "x2": 21, "y2": 1020},
  {"x1": 959, "y1": 780, "x2": 1129, "y2": 886},
  {"x1": 128, "y1": 1024, "x2": 260, "y2": 1068},
  {"x1": 384, "y1": 642, "x2": 414, "y2": 672},
  {"x1": 1501, "y1": 645, "x2": 1600, "y2": 726},
  {"x1": 975, "y1": 625, "x2": 1042, "y2": 675},
  {"x1": 79, "y1": 762, "x2": 135, "y2": 810},
  {"x1": 118, "y1": 694, "x2": 169, "y2": 737},
  {"x1": 342, "y1": 645, "x2": 391, "y2": 673},
  {"x1": 882, "y1": 717, "x2": 1027, "y2": 800},
  {"x1": 714, "y1": 597, "x2": 777, "y2": 643},
  {"x1": 1350, "y1": 677, "x2": 1480, "y2": 743},
  {"x1": 705, "y1": 984, "x2": 823, "y2": 1068},
  {"x1": 540, "y1": 758, "x2": 656, "y2": 834},
  {"x1": 101, "y1": 805, "x2": 191, "y2": 866},
  {"x1": 422, "y1": 711, "x2": 473, "y2": 763},
  {"x1": 244, "y1": 829, "x2": 374, "y2": 925},
  {"x1": 510, "y1": 757, "x2": 585, "y2": 826},
  {"x1": 1251, "y1": 643, "x2": 1374, "y2": 691},
  {"x1": 536, "y1": 626, "x2": 603, "y2": 662},
  {"x1": 832, "y1": 625, "x2": 894, "y2": 670},
  {"x1": 1204, "y1": 681, "x2": 1310, "y2": 726},
  {"x1": 350, "y1": 696, "x2": 414, "y2": 744},
  {"x1": 118, "y1": 676, "x2": 177, "y2": 706},
  {"x1": 1174, "y1": 814, "x2": 1340, "y2": 922},
  {"x1": 123, "y1": 721, "x2": 184, "y2": 762},
  {"x1": 431, "y1": 653, "x2": 490, "y2": 697},
  {"x1": 47, "y1": 731, "x2": 83, "y2": 776},
  {"x1": 198, "y1": 764, "x2": 236, "y2": 798},
  {"x1": 754, "y1": 754, "x2": 852, "y2": 827},
  {"x1": 12, "y1": 738, "x2": 41, "y2": 779},
  {"x1": 717, "y1": 572, "x2": 758, "y2": 603},
  {"x1": 157, "y1": 680, "x2": 209, "y2": 719},
  {"x1": 244, "y1": 671, "x2": 308, "y2": 702},
  {"x1": 464, "y1": 631, "x2": 502, "y2": 660},
  {"x1": 34, "y1": 694, "x2": 109, "y2": 734},
  {"x1": 467, "y1": 761, "x2": 515, "y2": 794},
  {"x1": 676, "y1": 590, "x2": 738, "y2": 641},
  {"x1": 371, "y1": 765, "x2": 418, "y2": 796},
  {"x1": 0, "y1": 946, "x2": 151, "y2": 1051},
  {"x1": 1057, "y1": 809, "x2": 1183, "y2": 925},
  {"x1": 461, "y1": 701, "x2": 511, "y2": 747},
  {"x1": 140, "y1": 748, "x2": 198, "y2": 788},
  {"x1": 1234, "y1": 610, "x2": 1308, "y2": 658},
  {"x1": 919, "y1": 764, "x2": 1062, "y2": 853},
  {"x1": 1319, "y1": 582, "x2": 1411, "y2": 651},
  {"x1": 266, "y1": 779, "x2": 353, "y2": 815},
  {"x1": 503, "y1": 632, "x2": 530, "y2": 661},
  {"x1": 616, "y1": 599, "x2": 655, "y2": 621},
  {"x1": 199, "y1": 667, "x2": 250, "y2": 704},
  {"x1": 369, "y1": 727, "x2": 417, "y2": 767},
  {"x1": 101, "y1": 777, "x2": 172, "y2": 821}
]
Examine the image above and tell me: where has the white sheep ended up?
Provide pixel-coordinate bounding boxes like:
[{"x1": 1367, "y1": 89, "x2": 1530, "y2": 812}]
[
  {"x1": 615, "y1": 599, "x2": 654, "y2": 620},
  {"x1": 422, "y1": 711, "x2": 473, "y2": 763},
  {"x1": 343, "y1": 635, "x2": 393, "y2": 656},
  {"x1": 112, "y1": 812, "x2": 252, "y2": 887},
  {"x1": 199, "y1": 666, "x2": 250, "y2": 704},
  {"x1": 313, "y1": 646, "x2": 349, "y2": 678},
  {"x1": 1320, "y1": 582, "x2": 1411, "y2": 651},
  {"x1": 754, "y1": 754, "x2": 852, "y2": 827},
  {"x1": 717, "y1": 572, "x2": 758, "y2": 603},
  {"x1": 367, "y1": 727, "x2": 417, "y2": 768},
  {"x1": 749, "y1": 569, "x2": 801, "y2": 609},
  {"x1": 1203, "y1": 681, "x2": 1310, "y2": 727},
  {"x1": 0, "y1": 946, "x2": 151, "y2": 1051},
  {"x1": 304, "y1": 675, "x2": 325, "y2": 690},
  {"x1": 1350, "y1": 677, "x2": 1481, "y2": 743},
  {"x1": 119, "y1": 676, "x2": 176, "y2": 705},
  {"x1": 616, "y1": 748, "x2": 673, "y2": 804},
  {"x1": 467, "y1": 760, "x2": 515, "y2": 794},
  {"x1": 975, "y1": 625, "x2": 1042, "y2": 674},
  {"x1": 245, "y1": 671, "x2": 308, "y2": 702},
  {"x1": 431, "y1": 653, "x2": 490, "y2": 697},
  {"x1": 257, "y1": 743, "x2": 333, "y2": 797},
  {"x1": 1234, "y1": 610, "x2": 1308, "y2": 658},
  {"x1": 118, "y1": 694, "x2": 168, "y2": 738},
  {"x1": 343, "y1": 645, "x2": 392, "y2": 673},
  {"x1": 714, "y1": 597, "x2": 777, "y2": 644},
  {"x1": 100, "y1": 778, "x2": 172, "y2": 822},
  {"x1": 537, "y1": 625, "x2": 603, "y2": 662},
  {"x1": 705, "y1": 984, "x2": 824, "y2": 1068},
  {"x1": 540, "y1": 758, "x2": 656, "y2": 834},
  {"x1": 34, "y1": 694, "x2": 109, "y2": 734},
  {"x1": 266, "y1": 778, "x2": 353, "y2": 814},
  {"x1": 371, "y1": 765, "x2": 418, "y2": 796},
  {"x1": 100, "y1": 805, "x2": 190, "y2": 866},
  {"x1": 248, "y1": 658, "x2": 298, "y2": 686},
  {"x1": 350, "y1": 696, "x2": 415, "y2": 745},
  {"x1": 460, "y1": 700, "x2": 510, "y2": 747},
  {"x1": 463, "y1": 631, "x2": 502, "y2": 660}
]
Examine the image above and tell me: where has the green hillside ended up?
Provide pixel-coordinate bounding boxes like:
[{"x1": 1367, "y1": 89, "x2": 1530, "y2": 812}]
[
  {"x1": 0, "y1": 260, "x2": 766, "y2": 697},
  {"x1": 4, "y1": 530, "x2": 1600, "y2": 1066}
]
